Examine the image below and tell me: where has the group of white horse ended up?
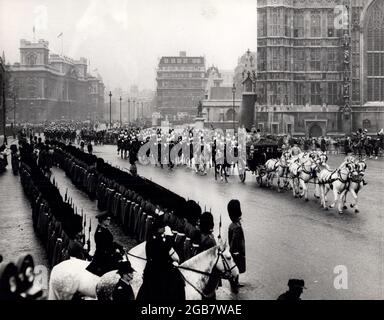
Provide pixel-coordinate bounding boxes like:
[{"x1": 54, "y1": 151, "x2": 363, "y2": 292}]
[
  {"x1": 48, "y1": 238, "x2": 239, "y2": 300},
  {"x1": 263, "y1": 151, "x2": 367, "y2": 214}
]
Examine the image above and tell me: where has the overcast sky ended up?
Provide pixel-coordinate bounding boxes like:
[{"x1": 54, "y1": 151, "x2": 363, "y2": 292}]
[{"x1": 0, "y1": 0, "x2": 258, "y2": 91}]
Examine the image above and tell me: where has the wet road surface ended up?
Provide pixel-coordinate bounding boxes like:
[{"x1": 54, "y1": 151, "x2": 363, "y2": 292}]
[
  {"x1": 1, "y1": 141, "x2": 383, "y2": 300},
  {"x1": 93, "y1": 144, "x2": 384, "y2": 300}
]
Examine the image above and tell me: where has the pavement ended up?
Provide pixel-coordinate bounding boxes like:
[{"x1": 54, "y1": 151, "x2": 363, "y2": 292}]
[{"x1": 0, "y1": 156, "x2": 48, "y2": 267}]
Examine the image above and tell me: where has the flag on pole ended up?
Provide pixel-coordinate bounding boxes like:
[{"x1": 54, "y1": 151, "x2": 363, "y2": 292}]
[{"x1": 57, "y1": 32, "x2": 63, "y2": 38}]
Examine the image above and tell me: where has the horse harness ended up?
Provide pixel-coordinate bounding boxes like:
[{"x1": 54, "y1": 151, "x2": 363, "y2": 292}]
[{"x1": 127, "y1": 248, "x2": 236, "y2": 299}]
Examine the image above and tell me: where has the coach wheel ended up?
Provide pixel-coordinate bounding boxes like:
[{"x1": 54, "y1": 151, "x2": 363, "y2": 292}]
[
  {"x1": 238, "y1": 171, "x2": 246, "y2": 183},
  {"x1": 16, "y1": 254, "x2": 35, "y2": 293}
]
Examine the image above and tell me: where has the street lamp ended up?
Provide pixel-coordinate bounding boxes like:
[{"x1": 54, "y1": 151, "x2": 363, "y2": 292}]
[
  {"x1": 109, "y1": 91, "x2": 112, "y2": 128},
  {"x1": 141, "y1": 102, "x2": 144, "y2": 120},
  {"x1": 232, "y1": 83, "x2": 236, "y2": 131},
  {"x1": 133, "y1": 99, "x2": 136, "y2": 121},
  {"x1": 119, "y1": 96, "x2": 122, "y2": 127},
  {"x1": 128, "y1": 98, "x2": 130, "y2": 125},
  {"x1": 13, "y1": 94, "x2": 17, "y2": 125}
]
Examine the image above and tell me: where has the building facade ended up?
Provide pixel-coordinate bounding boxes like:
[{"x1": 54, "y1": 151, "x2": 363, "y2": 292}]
[
  {"x1": 256, "y1": 0, "x2": 384, "y2": 137},
  {"x1": 156, "y1": 51, "x2": 206, "y2": 120},
  {"x1": 8, "y1": 39, "x2": 104, "y2": 123}
]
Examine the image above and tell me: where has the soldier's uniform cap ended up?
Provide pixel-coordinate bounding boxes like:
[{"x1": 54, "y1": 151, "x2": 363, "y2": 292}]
[
  {"x1": 118, "y1": 260, "x2": 135, "y2": 274},
  {"x1": 96, "y1": 212, "x2": 110, "y2": 222}
]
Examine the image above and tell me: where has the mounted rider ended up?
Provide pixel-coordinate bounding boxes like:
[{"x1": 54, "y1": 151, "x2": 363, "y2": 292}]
[
  {"x1": 86, "y1": 212, "x2": 123, "y2": 277},
  {"x1": 137, "y1": 214, "x2": 185, "y2": 301},
  {"x1": 289, "y1": 142, "x2": 302, "y2": 160}
]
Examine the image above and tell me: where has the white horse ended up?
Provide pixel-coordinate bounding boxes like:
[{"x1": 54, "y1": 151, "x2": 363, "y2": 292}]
[
  {"x1": 317, "y1": 163, "x2": 357, "y2": 214},
  {"x1": 48, "y1": 240, "x2": 239, "y2": 300},
  {"x1": 97, "y1": 239, "x2": 239, "y2": 300},
  {"x1": 288, "y1": 156, "x2": 318, "y2": 201},
  {"x1": 341, "y1": 160, "x2": 367, "y2": 213},
  {"x1": 48, "y1": 258, "x2": 99, "y2": 300},
  {"x1": 265, "y1": 151, "x2": 291, "y2": 191}
]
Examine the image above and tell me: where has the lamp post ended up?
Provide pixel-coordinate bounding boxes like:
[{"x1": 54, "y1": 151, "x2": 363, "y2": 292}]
[
  {"x1": 232, "y1": 83, "x2": 236, "y2": 131},
  {"x1": 119, "y1": 96, "x2": 122, "y2": 127},
  {"x1": 1, "y1": 59, "x2": 7, "y2": 145},
  {"x1": 133, "y1": 99, "x2": 135, "y2": 121},
  {"x1": 141, "y1": 102, "x2": 144, "y2": 120},
  {"x1": 13, "y1": 94, "x2": 16, "y2": 136},
  {"x1": 109, "y1": 91, "x2": 112, "y2": 128},
  {"x1": 128, "y1": 98, "x2": 130, "y2": 125}
]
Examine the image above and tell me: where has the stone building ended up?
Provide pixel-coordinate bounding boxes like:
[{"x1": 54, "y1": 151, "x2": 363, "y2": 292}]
[
  {"x1": 156, "y1": 51, "x2": 206, "y2": 121},
  {"x1": 8, "y1": 39, "x2": 104, "y2": 123},
  {"x1": 255, "y1": 0, "x2": 384, "y2": 137}
]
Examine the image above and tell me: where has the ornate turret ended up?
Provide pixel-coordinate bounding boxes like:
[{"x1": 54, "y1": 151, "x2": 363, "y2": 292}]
[{"x1": 239, "y1": 71, "x2": 257, "y2": 131}]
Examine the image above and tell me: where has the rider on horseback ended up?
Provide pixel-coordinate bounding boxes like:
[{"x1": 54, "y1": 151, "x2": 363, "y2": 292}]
[
  {"x1": 137, "y1": 214, "x2": 185, "y2": 301},
  {"x1": 86, "y1": 212, "x2": 123, "y2": 277}
]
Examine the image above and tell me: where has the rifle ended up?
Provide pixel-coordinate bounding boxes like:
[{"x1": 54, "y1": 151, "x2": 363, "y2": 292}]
[
  {"x1": 87, "y1": 217, "x2": 91, "y2": 253},
  {"x1": 82, "y1": 210, "x2": 86, "y2": 246}
]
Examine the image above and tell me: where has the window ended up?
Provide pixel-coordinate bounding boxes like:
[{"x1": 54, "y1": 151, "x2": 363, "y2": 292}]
[
  {"x1": 327, "y1": 11, "x2": 335, "y2": 37},
  {"x1": 287, "y1": 123, "x2": 292, "y2": 135},
  {"x1": 271, "y1": 9, "x2": 279, "y2": 36},
  {"x1": 171, "y1": 58, "x2": 175, "y2": 63},
  {"x1": 363, "y1": 119, "x2": 371, "y2": 129},
  {"x1": 294, "y1": 50, "x2": 305, "y2": 71},
  {"x1": 327, "y1": 49, "x2": 338, "y2": 71},
  {"x1": 271, "y1": 124, "x2": 279, "y2": 135},
  {"x1": 177, "y1": 58, "x2": 181, "y2": 64},
  {"x1": 352, "y1": 80, "x2": 360, "y2": 101},
  {"x1": 284, "y1": 12, "x2": 290, "y2": 37},
  {"x1": 183, "y1": 59, "x2": 188, "y2": 63},
  {"x1": 294, "y1": 83, "x2": 306, "y2": 105},
  {"x1": 311, "y1": 83, "x2": 321, "y2": 105},
  {"x1": 294, "y1": 14, "x2": 304, "y2": 38},
  {"x1": 271, "y1": 48, "x2": 280, "y2": 71},
  {"x1": 164, "y1": 58, "x2": 168, "y2": 63},
  {"x1": 327, "y1": 83, "x2": 339, "y2": 105},
  {"x1": 258, "y1": 11, "x2": 267, "y2": 37},
  {"x1": 310, "y1": 49, "x2": 321, "y2": 71},
  {"x1": 310, "y1": 12, "x2": 321, "y2": 37},
  {"x1": 269, "y1": 83, "x2": 278, "y2": 105}
]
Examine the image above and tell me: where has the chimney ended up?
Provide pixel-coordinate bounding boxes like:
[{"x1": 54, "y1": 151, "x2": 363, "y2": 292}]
[{"x1": 179, "y1": 51, "x2": 186, "y2": 57}]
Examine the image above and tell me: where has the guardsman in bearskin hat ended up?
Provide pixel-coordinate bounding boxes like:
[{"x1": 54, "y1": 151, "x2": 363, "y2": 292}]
[
  {"x1": 227, "y1": 199, "x2": 246, "y2": 291},
  {"x1": 198, "y1": 211, "x2": 216, "y2": 253}
]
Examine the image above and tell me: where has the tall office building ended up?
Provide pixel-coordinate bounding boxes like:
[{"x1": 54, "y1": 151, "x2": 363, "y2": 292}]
[{"x1": 156, "y1": 51, "x2": 206, "y2": 120}]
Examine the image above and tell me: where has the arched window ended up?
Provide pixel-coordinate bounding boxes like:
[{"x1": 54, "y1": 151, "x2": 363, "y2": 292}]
[
  {"x1": 363, "y1": 119, "x2": 371, "y2": 129},
  {"x1": 365, "y1": 0, "x2": 384, "y2": 102},
  {"x1": 226, "y1": 109, "x2": 236, "y2": 122},
  {"x1": 27, "y1": 53, "x2": 37, "y2": 66}
]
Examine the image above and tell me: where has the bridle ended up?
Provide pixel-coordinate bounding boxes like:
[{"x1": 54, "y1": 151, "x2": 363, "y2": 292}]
[{"x1": 127, "y1": 246, "x2": 237, "y2": 299}]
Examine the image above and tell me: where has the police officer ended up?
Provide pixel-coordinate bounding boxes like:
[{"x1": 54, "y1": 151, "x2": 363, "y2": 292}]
[
  {"x1": 277, "y1": 279, "x2": 306, "y2": 301},
  {"x1": 112, "y1": 260, "x2": 135, "y2": 301}
]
